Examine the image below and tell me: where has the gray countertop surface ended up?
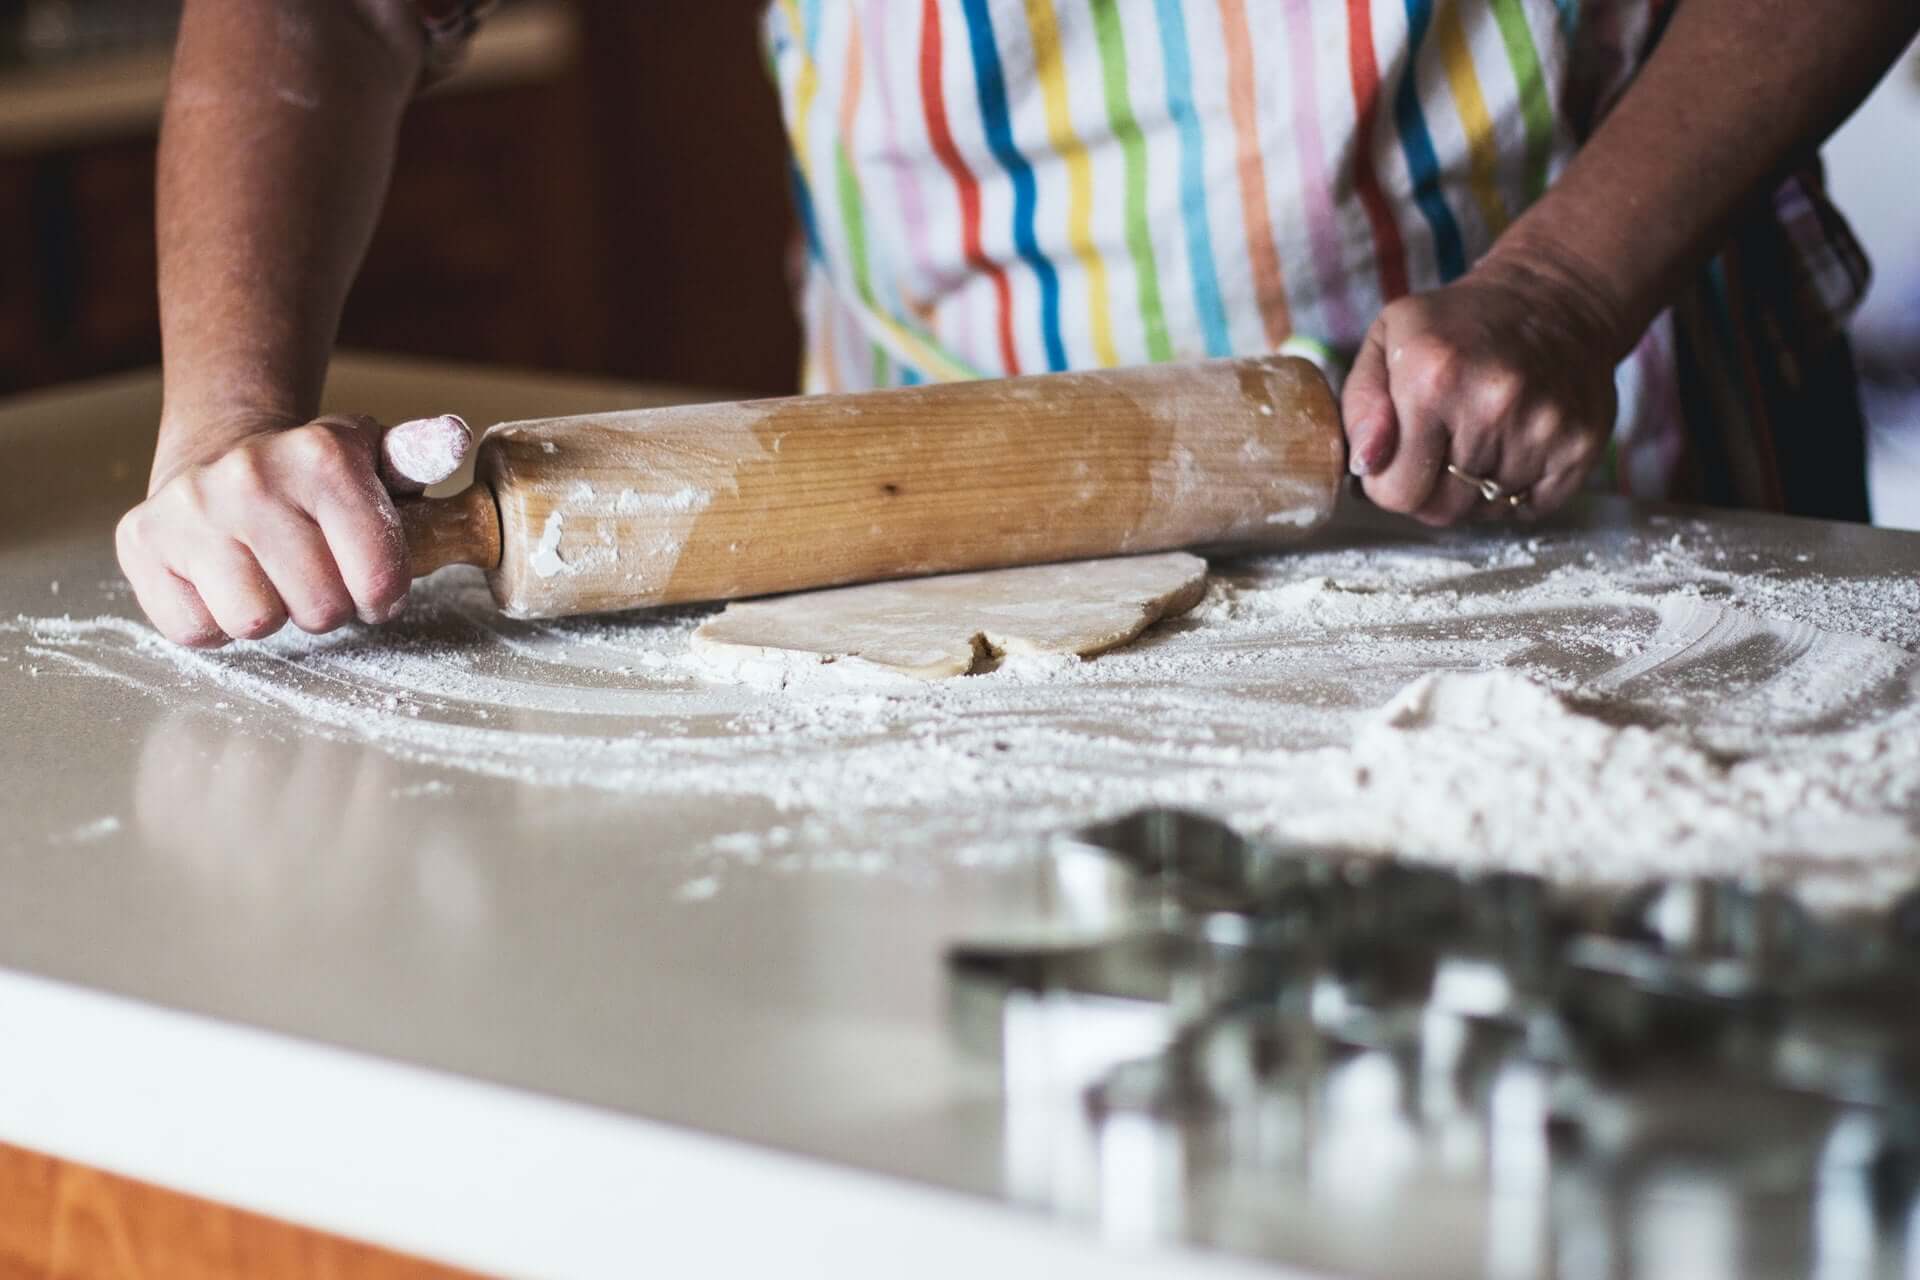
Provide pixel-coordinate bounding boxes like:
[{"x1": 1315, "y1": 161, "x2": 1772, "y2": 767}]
[{"x1": 3, "y1": 357, "x2": 1917, "y2": 1279}]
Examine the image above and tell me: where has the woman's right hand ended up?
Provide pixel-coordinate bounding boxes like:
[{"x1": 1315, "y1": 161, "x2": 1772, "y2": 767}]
[{"x1": 116, "y1": 413, "x2": 413, "y2": 648}]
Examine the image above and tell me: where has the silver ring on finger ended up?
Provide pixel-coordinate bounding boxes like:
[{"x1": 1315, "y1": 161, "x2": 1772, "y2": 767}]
[{"x1": 1445, "y1": 464, "x2": 1529, "y2": 510}]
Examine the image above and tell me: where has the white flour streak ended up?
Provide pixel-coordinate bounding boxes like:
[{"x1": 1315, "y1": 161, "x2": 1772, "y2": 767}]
[
  {"x1": 10, "y1": 518, "x2": 1920, "y2": 909},
  {"x1": 615, "y1": 486, "x2": 710, "y2": 515},
  {"x1": 1264, "y1": 509, "x2": 1319, "y2": 527},
  {"x1": 529, "y1": 511, "x2": 570, "y2": 578}
]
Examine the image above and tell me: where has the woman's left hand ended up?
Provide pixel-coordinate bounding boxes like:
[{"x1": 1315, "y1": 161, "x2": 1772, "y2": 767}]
[{"x1": 1339, "y1": 249, "x2": 1625, "y2": 525}]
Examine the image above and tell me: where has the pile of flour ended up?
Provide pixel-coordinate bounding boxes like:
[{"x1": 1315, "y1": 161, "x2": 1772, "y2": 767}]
[{"x1": 11, "y1": 515, "x2": 1920, "y2": 910}]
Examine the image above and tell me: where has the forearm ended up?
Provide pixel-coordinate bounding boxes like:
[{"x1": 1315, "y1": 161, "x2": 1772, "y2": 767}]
[
  {"x1": 1484, "y1": 0, "x2": 1919, "y2": 361},
  {"x1": 154, "y1": 0, "x2": 425, "y2": 486}
]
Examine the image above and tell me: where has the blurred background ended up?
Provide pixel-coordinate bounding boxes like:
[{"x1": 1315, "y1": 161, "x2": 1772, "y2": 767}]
[
  {"x1": 0, "y1": 2, "x2": 1915, "y2": 523},
  {"x1": 0, "y1": 0, "x2": 801, "y2": 398},
  {"x1": 1828, "y1": 41, "x2": 1920, "y2": 529}
]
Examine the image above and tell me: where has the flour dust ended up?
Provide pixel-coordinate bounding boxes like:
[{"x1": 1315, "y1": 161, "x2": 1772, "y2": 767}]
[{"x1": 9, "y1": 516, "x2": 1920, "y2": 910}]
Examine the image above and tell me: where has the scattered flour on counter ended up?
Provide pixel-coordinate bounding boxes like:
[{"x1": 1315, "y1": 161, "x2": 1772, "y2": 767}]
[
  {"x1": 676, "y1": 875, "x2": 722, "y2": 902},
  {"x1": 9, "y1": 517, "x2": 1920, "y2": 909},
  {"x1": 1289, "y1": 668, "x2": 1920, "y2": 901}
]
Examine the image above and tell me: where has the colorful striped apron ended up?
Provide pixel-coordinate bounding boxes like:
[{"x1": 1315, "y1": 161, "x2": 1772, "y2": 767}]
[{"x1": 766, "y1": 1, "x2": 1795, "y2": 503}]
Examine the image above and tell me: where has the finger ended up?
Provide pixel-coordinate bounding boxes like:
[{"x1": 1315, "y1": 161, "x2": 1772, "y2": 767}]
[
  {"x1": 1362, "y1": 412, "x2": 1450, "y2": 517},
  {"x1": 378, "y1": 414, "x2": 472, "y2": 494},
  {"x1": 1418, "y1": 368, "x2": 1535, "y2": 526},
  {"x1": 1519, "y1": 433, "x2": 1606, "y2": 520},
  {"x1": 116, "y1": 513, "x2": 223, "y2": 647},
  {"x1": 1419, "y1": 395, "x2": 1537, "y2": 527},
  {"x1": 1476, "y1": 432, "x2": 1555, "y2": 523},
  {"x1": 1518, "y1": 462, "x2": 1587, "y2": 521},
  {"x1": 129, "y1": 560, "x2": 226, "y2": 648},
  {"x1": 313, "y1": 485, "x2": 410, "y2": 623},
  {"x1": 1417, "y1": 438, "x2": 1506, "y2": 528},
  {"x1": 1339, "y1": 325, "x2": 1399, "y2": 478},
  {"x1": 293, "y1": 423, "x2": 412, "y2": 622},
  {"x1": 241, "y1": 507, "x2": 359, "y2": 634},
  {"x1": 1494, "y1": 403, "x2": 1600, "y2": 520},
  {"x1": 182, "y1": 540, "x2": 287, "y2": 641},
  {"x1": 1360, "y1": 326, "x2": 1475, "y2": 517}
]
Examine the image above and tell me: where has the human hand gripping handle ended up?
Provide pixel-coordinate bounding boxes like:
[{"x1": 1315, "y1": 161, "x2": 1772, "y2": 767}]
[
  {"x1": 1335, "y1": 0, "x2": 1920, "y2": 528},
  {"x1": 1337, "y1": 247, "x2": 1623, "y2": 527},
  {"x1": 117, "y1": 413, "x2": 473, "y2": 647}
]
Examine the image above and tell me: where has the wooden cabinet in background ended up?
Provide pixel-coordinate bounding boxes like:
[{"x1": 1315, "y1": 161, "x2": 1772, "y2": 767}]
[
  {"x1": 8, "y1": 137, "x2": 160, "y2": 390},
  {"x1": 572, "y1": 0, "x2": 801, "y2": 396},
  {"x1": 2, "y1": 1, "x2": 802, "y2": 402},
  {"x1": 0, "y1": 154, "x2": 42, "y2": 387},
  {"x1": 346, "y1": 77, "x2": 607, "y2": 377}
]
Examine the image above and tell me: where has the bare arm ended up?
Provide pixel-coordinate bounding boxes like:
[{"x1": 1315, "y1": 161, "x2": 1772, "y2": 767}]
[
  {"x1": 120, "y1": 0, "x2": 427, "y2": 645},
  {"x1": 156, "y1": 0, "x2": 424, "y2": 476},
  {"x1": 1343, "y1": 1, "x2": 1920, "y2": 524},
  {"x1": 1495, "y1": 1, "x2": 1914, "y2": 359}
]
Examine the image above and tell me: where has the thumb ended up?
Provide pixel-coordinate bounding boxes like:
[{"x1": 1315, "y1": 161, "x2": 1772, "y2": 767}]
[
  {"x1": 1340, "y1": 325, "x2": 1398, "y2": 478},
  {"x1": 373, "y1": 413, "x2": 473, "y2": 495}
]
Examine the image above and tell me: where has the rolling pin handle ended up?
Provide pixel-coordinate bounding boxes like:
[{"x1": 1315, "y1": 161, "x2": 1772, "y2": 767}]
[{"x1": 397, "y1": 484, "x2": 503, "y2": 578}]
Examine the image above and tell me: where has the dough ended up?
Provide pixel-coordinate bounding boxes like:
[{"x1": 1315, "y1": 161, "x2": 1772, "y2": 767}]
[{"x1": 691, "y1": 552, "x2": 1209, "y2": 679}]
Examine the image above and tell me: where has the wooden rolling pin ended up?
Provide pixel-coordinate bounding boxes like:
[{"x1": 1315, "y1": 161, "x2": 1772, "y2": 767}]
[{"x1": 397, "y1": 355, "x2": 1345, "y2": 619}]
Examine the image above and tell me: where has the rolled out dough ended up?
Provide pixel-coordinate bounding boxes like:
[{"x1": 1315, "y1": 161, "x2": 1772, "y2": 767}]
[{"x1": 690, "y1": 552, "x2": 1209, "y2": 679}]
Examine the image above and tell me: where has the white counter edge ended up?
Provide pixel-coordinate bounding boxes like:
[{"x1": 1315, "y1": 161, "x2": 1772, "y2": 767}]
[{"x1": 0, "y1": 965, "x2": 1304, "y2": 1280}]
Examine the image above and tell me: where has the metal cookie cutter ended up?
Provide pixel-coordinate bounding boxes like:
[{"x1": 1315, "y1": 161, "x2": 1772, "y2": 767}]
[
  {"x1": 947, "y1": 808, "x2": 1920, "y2": 1267},
  {"x1": 1052, "y1": 808, "x2": 1336, "y2": 939}
]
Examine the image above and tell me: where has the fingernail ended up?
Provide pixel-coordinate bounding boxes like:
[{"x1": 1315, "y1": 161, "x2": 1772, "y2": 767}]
[
  {"x1": 385, "y1": 592, "x2": 410, "y2": 622},
  {"x1": 1349, "y1": 445, "x2": 1372, "y2": 477}
]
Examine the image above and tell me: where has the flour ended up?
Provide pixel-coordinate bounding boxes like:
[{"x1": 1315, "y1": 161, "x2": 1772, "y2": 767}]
[
  {"x1": 1264, "y1": 509, "x2": 1320, "y2": 527},
  {"x1": 379, "y1": 414, "x2": 472, "y2": 492},
  {"x1": 615, "y1": 486, "x2": 711, "y2": 516},
  {"x1": 10, "y1": 516, "x2": 1920, "y2": 910},
  {"x1": 1290, "y1": 669, "x2": 1920, "y2": 901},
  {"x1": 528, "y1": 510, "x2": 570, "y2": 578}
]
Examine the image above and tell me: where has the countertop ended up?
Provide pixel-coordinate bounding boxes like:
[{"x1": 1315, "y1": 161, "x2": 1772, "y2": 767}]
[{"x1": 2, "y1": 356, "x2": 1918, "y2": 1279}]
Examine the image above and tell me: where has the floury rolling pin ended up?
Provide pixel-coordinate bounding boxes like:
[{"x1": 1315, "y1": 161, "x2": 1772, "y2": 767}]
[{"x1": 395, "y1": 355, "x2": 1346, "y2": 619}]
